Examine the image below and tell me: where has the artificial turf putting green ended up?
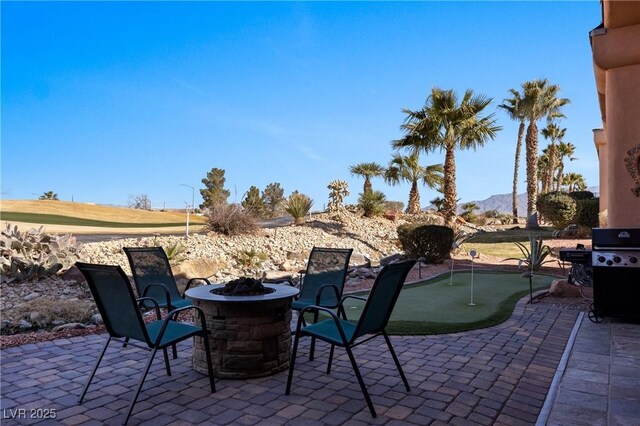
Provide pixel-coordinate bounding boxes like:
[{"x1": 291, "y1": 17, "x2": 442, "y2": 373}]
[{"x1": 342, "y1": 270, "x2": 558, "y2": 335}]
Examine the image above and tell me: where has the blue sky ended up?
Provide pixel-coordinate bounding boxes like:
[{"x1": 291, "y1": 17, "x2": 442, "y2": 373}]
[{"x1": 1, "y1": 1, "x2": 602, "y2": 210}]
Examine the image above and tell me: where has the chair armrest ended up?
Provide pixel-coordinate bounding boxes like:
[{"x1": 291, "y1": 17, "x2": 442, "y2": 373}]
[
  {"x1": 136, "y1": 296, "x2": 162, "y2": 319},
  {"x1": 297, "y1": 305, "x2": 351, "y2": 345},
  {"x1": 183, "y1": 278, "x2": 212, "y2": 296},
  {"x1": 142, "y1": 283, "x2": 173, "y2": 310},
  {"x1": 315, "y1": 284, "x2": 341, "y2": 307}
]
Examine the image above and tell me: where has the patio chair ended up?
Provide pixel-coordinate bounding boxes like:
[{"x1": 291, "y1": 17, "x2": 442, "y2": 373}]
[
  {"x1": 285, "y1": 259, "x2": 416, "y2": 418},
  {"x1": 124, "y1": 246, "x2": 211, "y2": 311},
  {"x1": 288, "y1": 247, "x2": 353, "y2": 360},
  {"x1": 75, "y1": 262, "x2": 215, "y2": 425}
]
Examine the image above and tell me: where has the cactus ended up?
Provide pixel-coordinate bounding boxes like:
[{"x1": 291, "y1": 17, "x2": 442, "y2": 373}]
[{"x1": 1, "y1": 223, "x2": 79, "y2": 283}]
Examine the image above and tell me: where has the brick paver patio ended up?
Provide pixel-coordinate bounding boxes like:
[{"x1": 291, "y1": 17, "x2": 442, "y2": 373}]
[{"x1": 1, "y1": 299, "x2": 582, "y2": 425}]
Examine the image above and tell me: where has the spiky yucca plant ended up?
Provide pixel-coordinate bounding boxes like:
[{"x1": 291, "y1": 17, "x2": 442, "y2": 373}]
[{"x1": 285, "y1": 193, "x2": 313, "y2": 225}]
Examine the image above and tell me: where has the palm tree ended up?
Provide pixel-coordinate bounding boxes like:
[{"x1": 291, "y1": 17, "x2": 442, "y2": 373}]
[
  {"x1": 39, "y1": 191, "x2": 59, "y2": 200},
  {"x1": 521, "y1": 79, "x2": 570, "y2": 228},
  {"x1": 538, "y1": 147, "x2": 553, "y2": 194},
  {"x1": 555, "y1": 141, "x2": 577, "y2": 192},
  {"x1": 563, "y1": 172, "x2": 587, "y2": 192},
  {"x1": 384, "y1": 152, "x2": 443, "y2": 214},
  {"x1": 541, "y1": 122, "x2": 567, "y2": 192},
  {"x1": 349, "y1": 162, "x2": 385, "y2": 195},
  {"x1": 394, "y1": 88, "x2": 501, "y2": 227},
  {"x1": 499, "y1": 89, "x2": 527, "y2": 224}
]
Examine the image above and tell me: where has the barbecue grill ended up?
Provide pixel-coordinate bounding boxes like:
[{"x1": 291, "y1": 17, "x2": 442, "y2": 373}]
[{"x1": 590, "y1": 228, "x2": 640, "y2": 322}]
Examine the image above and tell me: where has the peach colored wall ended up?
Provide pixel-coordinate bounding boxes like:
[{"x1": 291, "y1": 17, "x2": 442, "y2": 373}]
[
  {"x1": 593, "y1": 129, "x2": 608, "y2": 226},
  {"x1": 604, "y1": 64, "x2": 640, "y2": 227},
  {"x1": 591, "y1": 1, "x2": 640, "y2": 228}
]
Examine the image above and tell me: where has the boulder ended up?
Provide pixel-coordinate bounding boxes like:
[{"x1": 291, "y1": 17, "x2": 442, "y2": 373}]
[
  {"x1": 549, "y1": 279, "x2": 581, "y2": 298},
  {"x1": 263, "y1": 270, "x2": 294, "y2": 281},
  {"x1": 61, "y1": 265, "x2": 86, "y2": 283},
  {"x1": 349, "y1": 253, "x2": 371, "y2": 268},
  {"x1": 173, "y1": 258, "x2": 226, "y2": 287},
  {"x1": 51, "y1": 323, "x2": 86, "y2": 332},
  {"x1": 380, "y1": 253, "x2": 404, "y2": 266}
]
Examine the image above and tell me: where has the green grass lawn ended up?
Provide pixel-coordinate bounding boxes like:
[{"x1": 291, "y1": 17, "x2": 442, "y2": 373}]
[
  {"x1": 341, "y1": 271, "x2": 558, "y2": 335},
  {"x1": 0, "y1": 212, "x2": 189, "y2": 228}
]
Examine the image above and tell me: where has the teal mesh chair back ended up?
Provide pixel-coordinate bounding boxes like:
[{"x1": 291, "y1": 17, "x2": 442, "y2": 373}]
[
  {"x1": 298, "y1": 247, "x2": 353, "y2": 306},
  {"x1": 124, "y1": 247, "x2": 182, "y2": 307},
  {"x1": 76, "y1": 262, "x2": 150, "y2": 344},
  {"x1": 353, "y1": 260, "x2": 416, "y2": 339}
]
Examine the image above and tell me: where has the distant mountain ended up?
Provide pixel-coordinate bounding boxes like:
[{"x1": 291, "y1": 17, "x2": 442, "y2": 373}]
[{"x1": 426, "y1": 186, "x2": 599, "y2": 215}]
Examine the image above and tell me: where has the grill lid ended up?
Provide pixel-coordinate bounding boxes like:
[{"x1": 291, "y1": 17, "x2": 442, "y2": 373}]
[{"x1": 592, "y1": 228, "x2": 640, "y2": 250}]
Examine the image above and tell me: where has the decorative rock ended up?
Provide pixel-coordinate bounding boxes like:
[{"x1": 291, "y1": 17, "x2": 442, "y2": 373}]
[
  {"x1": 349, "y1": 253, "x2": 371, "y2": 268},
  {"x1": 549, "y1": 279, "x2": 581, "y2": 298},
  {"x1": 173, "y1": 258, "x2": 225, "y2": 287},
  {"x1": 29, "y1": 311, "x2": 42, "y2": 322},
  {"x1": 263, "y1": 271, "x2": 293, "y2": 281},
  {"x1": 380, "y1": 253, "x2": 404, "y2": 266},
  {"x1": 90, "y1": 313, "x2": 103, "y2": 325},
  {"x1": 23, "y1": 292, "x2": 40, "y2": 301},
  {"x1": 19, "y1": 320, "x2": 32, "y2": 330},
  {"x1": 61, "y1": 265, "x2": 86, "y2": 282},
  {"x1": 51, "y1": 323, "x2": 86, "y2": 332}
]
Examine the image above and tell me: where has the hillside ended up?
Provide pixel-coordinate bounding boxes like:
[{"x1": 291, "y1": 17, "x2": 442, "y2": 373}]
[{"x1": 445, "y1": 186, "x2": 600, "y2": 215}]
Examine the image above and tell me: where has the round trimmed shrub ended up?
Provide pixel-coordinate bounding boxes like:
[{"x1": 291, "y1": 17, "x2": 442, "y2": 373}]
[
  {"x1": 575, "y1": 198, "x2": 599, "y2": 228},
  {"x1": 537, "y1": 192, "x2": 576, "y2": 228},
  {"x1": 397, "y1": 223, "x2": 454, "y2": 264},
  {"x1": 568, "y1": 191, "x2": 595, "y2": 201}
]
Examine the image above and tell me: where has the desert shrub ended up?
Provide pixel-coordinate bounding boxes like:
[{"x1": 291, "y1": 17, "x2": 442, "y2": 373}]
[
  {"x1": 235, "y1": 249, "x2": 268, "y2": 269},
  {"x1": 384, "y1": 201, "x2": 404, "y2": 213},
  {"x1": 204, "y1": 204, "x2": 259, "y2": 236},
  {"x1": 3, "y1": 296, "x2": 95, "y2": 334},
  {"x1": 574, "y1": 198, "x2": 599, "y2": 228},
  {"x1": 472, "y1": 216, "x2": 488, "y2": 225},
  {"x1": 358, "y1": 190, "x2": 386, "y2": 218},
  {"x1": 537, "y1": 192, "x2": 576, "y2": 228},
  {"x1": 285, "y1": 192, "x2": 313, "y2": 224},
  {"x1": 397, "y1": 223, "x2": 454, "y2": 264},
  {"x1": 483, "y1": 209, "x2": 500, "y2": 218},
  {"x1": 568, "y1": 191, "x2": 595, "y2": 201}
]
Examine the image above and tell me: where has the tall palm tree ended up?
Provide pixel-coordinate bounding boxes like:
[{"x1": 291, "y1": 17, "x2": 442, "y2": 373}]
[
  {"x1": 538, "y1": 148, "x2": 552, "y2": 193},
  {"x1": 521, "y1": 79, "x2": 570, "y2": 228},
  {"x1": 499, "y1": 89, "x2": 527, "y2": 223},
  {"x1": 563, "y1": 172, "x2": 587, "y2": 192},
  {"x1": 384, "y1": 152, "x2": 443, "y2": 214},
  {"x1": 555, "y1": 141, "x2": 577, "y2": 192},
  {"x1": 541, "y1": 122, "x2": 567, "y2": 192},
  {"x1": 349, "y1": 162, "x2": 386, "y2": 195},
  {"x1": 394, "y1": 88, "x2": 501, "y2": 227}
]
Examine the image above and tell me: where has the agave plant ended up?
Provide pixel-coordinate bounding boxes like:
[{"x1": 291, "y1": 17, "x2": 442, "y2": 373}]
[
  {"x1": 504, "y1": 234, "x2": 554, "y2": 271},
  {"x1": 285, "y1": 192, "x2": 313, "y2": 225}
]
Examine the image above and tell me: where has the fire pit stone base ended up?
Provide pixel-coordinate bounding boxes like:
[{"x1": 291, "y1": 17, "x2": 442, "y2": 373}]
[{"x1": 192, "y1": 297, "x2": 293, "y2": 379}]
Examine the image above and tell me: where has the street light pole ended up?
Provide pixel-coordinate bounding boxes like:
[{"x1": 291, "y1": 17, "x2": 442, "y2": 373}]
[{"x1": 180, "y1": 184, "x2": 195, "y2": 238}]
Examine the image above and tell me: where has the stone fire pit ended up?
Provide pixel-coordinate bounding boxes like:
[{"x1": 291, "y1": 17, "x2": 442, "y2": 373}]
[{"x1": 185, "y1": 283, "x2": 299, "y2": 379}]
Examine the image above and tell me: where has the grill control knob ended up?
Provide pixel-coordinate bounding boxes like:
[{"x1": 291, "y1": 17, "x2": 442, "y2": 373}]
[
  {"x1": 606, "y1": 260, "x2": 613, "y2": 266},
  {"x1": 613, "y1": 256, "x2": 622, "y2": 263},
  {"x1": 630, "y1": 257, "x2": 638, "y2": 264},
  {"x1": 598, "y1": 256, "x2": 606, "y2": 263}
]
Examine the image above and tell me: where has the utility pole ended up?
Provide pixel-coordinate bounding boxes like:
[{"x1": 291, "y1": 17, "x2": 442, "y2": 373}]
[{"x1": 180, "y1": 184, "x2": 195, "y2": 238}]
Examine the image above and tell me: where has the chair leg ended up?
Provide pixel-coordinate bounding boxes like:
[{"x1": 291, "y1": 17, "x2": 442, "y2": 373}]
[
  {"x1": 344, "y1": 344, "x2": 377, "y2": 418},
  {"x1": 285, "y1": 316, "x2": 305, "y2": 395},
  {"x1": 162, "y1": 348, "x2": 172, "y2": 376},
  {"x1": 309, "y1": 310, "x2": 319, "y2": 361},
  {"x1": 122, "y1": 337, "x2": 129, "y2": 348},
  {"x1": 326, "y1": 344, "x2": 335, "y2": 374},
  {"x1": 172, "y1": 344, "x2": 178, "y2": 359},
  {"x1": 200, "y1": 334, "x2": 216, "y2": 393},
  {"x1": 383, "y1": 331, "x2": 410, "y2": 391},
  {"x1": 123, "y1": 347, "x2": 158, "y2": 425},
  {"x1": 78, "y1": 337, "x2": 111, "y2": 403}
]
